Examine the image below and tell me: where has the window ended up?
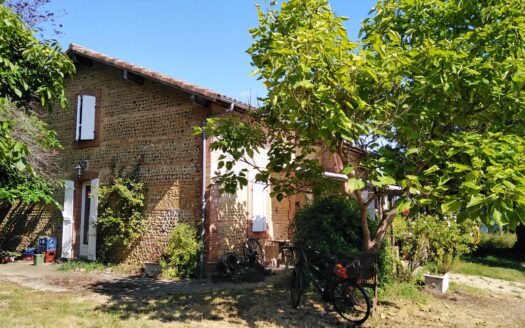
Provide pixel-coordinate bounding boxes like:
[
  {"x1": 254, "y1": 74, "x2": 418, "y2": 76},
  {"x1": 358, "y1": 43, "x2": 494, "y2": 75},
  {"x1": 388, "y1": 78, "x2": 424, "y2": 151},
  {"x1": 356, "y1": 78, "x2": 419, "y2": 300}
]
[
  {"x1": 252, "y1": 182, "x2": 267, "y2": 232},
  {"x1": 76, "y1": 95, "x2": 96, "y2": 141}
]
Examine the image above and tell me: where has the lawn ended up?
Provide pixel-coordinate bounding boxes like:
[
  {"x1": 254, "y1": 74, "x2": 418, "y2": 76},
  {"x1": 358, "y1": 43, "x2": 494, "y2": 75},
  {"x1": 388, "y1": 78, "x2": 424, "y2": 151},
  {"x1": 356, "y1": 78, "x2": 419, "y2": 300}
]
[
  {"x1": 1, "y1": 277, "x2": 524, "y2": 328},
  {"x1": 454, "y1": 254, "x2": 525, "y2": 284}
]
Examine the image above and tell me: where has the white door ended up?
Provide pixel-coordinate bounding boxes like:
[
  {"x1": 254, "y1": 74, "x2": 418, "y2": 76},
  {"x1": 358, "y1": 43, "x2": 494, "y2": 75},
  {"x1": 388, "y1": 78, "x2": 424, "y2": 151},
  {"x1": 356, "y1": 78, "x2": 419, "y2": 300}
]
[
  {"x1": 61, "y1": 180, "x2": 75, "y2": 259},
  {"x1": 79, "y1": 182, "x2": 91, "y2": 258}
]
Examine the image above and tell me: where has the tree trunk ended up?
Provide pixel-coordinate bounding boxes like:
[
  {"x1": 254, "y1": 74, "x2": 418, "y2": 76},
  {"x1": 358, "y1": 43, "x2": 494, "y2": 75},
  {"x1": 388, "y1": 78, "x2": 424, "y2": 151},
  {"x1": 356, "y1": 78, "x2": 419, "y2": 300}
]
[{"x1": 360, "y1": 207, "x2": 373, "y2": 252}]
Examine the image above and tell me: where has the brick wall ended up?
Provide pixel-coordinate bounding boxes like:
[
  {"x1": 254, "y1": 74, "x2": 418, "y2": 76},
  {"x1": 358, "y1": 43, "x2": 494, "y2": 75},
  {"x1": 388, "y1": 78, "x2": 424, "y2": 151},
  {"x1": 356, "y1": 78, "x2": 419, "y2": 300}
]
[
  {"x1": 0, "y1": 202, "x2": 62, "y2": 252},
  {"x1": 1, "y1": 58, "x2": 363, "y2": 266},
  {"x1": 42, "y1": 61, "x2": 209, "y2": 264}
]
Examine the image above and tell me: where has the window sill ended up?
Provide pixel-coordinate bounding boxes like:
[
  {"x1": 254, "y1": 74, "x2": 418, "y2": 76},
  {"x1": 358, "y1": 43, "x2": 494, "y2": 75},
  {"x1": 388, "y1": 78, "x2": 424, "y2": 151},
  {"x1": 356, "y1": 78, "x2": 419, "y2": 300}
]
[{"x1": 73, "y1": 139, "x2": 100, "y2": 149}]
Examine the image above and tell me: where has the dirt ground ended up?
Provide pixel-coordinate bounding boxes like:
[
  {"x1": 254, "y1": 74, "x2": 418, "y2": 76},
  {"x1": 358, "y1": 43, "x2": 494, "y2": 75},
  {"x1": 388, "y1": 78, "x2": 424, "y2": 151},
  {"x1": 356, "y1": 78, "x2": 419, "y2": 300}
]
[
  {"x1": 0, "y1": 261, "x2": 524, "y2": 327},
  {"x1": 367, "y1": 285, "x2": 524, "y2": 328}
]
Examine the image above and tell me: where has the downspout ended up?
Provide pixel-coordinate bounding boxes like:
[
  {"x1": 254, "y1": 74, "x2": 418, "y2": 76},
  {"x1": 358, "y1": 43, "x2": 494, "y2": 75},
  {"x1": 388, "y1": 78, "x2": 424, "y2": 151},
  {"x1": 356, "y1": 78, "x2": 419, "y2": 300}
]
[{"x1": 198, "y1": 100, "x2": 235, "y2": 278}]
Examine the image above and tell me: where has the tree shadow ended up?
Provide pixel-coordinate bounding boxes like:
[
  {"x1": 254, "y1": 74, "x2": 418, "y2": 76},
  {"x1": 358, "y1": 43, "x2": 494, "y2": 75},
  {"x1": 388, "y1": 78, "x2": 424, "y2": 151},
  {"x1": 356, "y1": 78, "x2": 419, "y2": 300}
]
[
  {"x1": 89, "y1": 274, "x2": 345, "y2": 327},
  {"x1": 0, "y1": 202, "x2": 59, "y2": 252}
]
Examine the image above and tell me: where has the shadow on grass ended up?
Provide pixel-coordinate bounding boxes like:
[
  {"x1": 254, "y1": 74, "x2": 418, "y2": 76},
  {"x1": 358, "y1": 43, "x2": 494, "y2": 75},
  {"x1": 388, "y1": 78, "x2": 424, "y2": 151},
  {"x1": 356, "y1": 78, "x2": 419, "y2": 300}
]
[
  {"x1": 88, "y1": 275, "x2": 344, "y2": 327},
  {"x1": 461, "y1": 254, "x2": 525, "y2": 272}
]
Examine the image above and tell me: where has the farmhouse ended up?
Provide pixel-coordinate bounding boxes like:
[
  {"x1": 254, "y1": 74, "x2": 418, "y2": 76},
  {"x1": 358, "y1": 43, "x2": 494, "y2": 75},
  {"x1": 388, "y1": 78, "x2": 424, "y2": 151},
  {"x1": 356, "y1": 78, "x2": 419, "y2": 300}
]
[
  {"x1": 38, "y1": 44, "x2": 304, "y2": 269},
  {"x1": 0, "y1": 45, "x2": 364, "y2": 270}
]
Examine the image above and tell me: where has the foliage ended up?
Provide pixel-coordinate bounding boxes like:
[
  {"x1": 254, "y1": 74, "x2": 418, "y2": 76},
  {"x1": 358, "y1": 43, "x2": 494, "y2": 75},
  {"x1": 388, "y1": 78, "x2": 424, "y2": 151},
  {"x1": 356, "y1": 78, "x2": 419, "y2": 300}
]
[
  {"x1": 0, "y1": 5, "x2": 73, "y2": 109},
  {"x1": 197, "y1": 0, "x2": 525, "y2": 253},
  {"x1": 395, "y1": 215, "x2": 478, "y2": 274},
  {"x1": 0, "y1": 4, "x2": 74, "y2": 205},
  {"x1": 3, "y1": 0, "x2": 65, "y2": 38},
  {"x1": 96, "y1": 177, "x2": 146, "y2": 264},
  {"x1": 0, "y1": 103, "x2": 58, "y2": 204},
  {"x1": 292, "y1": 196, "x2": 393, "y2": 285},
  {"x1": 475, "y1": 232, "x2": 517, "y2": 255},
  {"x1": 160, "y1": 223, "x2": 200, "y2": 279},
  {"x1": 292, "y1": 196, "x2": 363, "y2": 257}
]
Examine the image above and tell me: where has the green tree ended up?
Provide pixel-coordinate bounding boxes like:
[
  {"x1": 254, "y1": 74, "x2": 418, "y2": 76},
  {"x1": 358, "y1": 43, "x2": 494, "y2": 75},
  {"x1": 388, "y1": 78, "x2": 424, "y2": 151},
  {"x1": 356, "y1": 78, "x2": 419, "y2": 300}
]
[
  {"x1": 197, "y1": 0, "x2": 525, "y2": 252},
  {"x1": 0, "y1": 3, "x2": 74, "y2": 205}
]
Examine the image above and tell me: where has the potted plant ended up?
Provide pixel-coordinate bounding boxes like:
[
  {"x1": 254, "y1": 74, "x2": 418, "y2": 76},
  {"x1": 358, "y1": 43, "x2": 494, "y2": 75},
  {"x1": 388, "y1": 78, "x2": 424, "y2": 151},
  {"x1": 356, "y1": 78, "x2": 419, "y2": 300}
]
[{"x1": 424, "y1": 253, "x2": 455, "y2": 293}]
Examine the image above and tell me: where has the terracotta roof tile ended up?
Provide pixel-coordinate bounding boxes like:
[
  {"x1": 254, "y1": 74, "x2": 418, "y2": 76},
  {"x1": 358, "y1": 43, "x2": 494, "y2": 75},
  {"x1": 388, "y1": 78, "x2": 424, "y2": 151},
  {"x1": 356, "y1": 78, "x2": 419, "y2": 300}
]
[{"x1": 66, "y1": 44, "x2": 252, "y2": 111}]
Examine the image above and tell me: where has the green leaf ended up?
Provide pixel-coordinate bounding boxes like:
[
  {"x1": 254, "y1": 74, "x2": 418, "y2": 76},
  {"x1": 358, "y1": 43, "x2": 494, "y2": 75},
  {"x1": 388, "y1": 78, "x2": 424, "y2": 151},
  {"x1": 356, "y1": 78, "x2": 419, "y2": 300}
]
[
  {"x1": 378, "y1": 175, "x2": 396, "y2": 185},
  {"x1": 346, "y1": 178, "x2": 365, "y2": 192},
  {"x1": 424, "y1": 165, "x2": 440, "y2": 175},
  {"x1": 341, "y1": 165, "x2": 354, "y2": 174},
  {"x1": 406, "y1": 148, "x2": 419, "y2": 156},
  {"x1": 466, "y1": 195, "x2": 484, "y2": 208},
  {"x1": 441, "y1": 199, "x2": 461, "y2": 213},
  {"x1": 13, "y1": 87, "x2": 22, "y2": 97}
]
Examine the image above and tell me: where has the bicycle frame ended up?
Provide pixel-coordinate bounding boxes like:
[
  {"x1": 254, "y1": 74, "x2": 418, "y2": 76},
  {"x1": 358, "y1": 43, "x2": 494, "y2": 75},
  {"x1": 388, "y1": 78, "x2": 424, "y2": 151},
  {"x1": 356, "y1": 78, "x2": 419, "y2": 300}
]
[{"x1": 293, "y1": 246, "x2": 337, "y2": 302}]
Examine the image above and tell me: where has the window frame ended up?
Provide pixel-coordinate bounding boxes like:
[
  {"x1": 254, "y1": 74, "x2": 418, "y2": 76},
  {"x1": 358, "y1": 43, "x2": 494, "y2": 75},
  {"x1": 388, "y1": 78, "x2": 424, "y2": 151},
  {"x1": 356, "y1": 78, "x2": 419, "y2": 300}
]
[{"x1": 74, "y1": 90, "x2": 101, "y2": 148}]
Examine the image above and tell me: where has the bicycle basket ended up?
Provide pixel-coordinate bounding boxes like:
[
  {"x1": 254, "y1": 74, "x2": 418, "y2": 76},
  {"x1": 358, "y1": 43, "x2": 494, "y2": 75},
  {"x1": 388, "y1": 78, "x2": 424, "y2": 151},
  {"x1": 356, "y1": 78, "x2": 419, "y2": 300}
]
[{"x1": 345, "y1": 258, "x2": 361, "y2": 278}]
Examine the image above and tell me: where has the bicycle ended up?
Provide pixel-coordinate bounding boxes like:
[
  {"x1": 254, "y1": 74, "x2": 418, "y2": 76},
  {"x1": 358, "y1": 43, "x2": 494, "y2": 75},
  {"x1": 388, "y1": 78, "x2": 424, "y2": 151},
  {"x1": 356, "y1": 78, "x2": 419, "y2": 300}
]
[
  {"x1": 214, "y1": 238, "x2": 266, "y2": 281},
  {"x1": 288, "y1": 245, "x2": 371, "y2": 326}
]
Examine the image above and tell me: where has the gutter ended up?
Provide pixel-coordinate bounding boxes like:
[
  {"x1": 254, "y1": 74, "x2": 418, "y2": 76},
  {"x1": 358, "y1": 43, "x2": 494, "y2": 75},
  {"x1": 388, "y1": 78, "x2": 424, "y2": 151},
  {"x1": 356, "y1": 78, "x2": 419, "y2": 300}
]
[{"x1": 198, "y1": 101, "x2": 235, "y2": 279}]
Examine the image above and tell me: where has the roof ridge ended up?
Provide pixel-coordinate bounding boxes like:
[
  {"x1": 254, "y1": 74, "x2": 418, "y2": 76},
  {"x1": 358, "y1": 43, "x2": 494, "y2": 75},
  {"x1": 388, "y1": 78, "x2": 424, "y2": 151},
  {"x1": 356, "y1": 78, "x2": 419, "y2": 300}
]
[{"x1": 67, "y1": 44, "x2": 252, "y2": 111}]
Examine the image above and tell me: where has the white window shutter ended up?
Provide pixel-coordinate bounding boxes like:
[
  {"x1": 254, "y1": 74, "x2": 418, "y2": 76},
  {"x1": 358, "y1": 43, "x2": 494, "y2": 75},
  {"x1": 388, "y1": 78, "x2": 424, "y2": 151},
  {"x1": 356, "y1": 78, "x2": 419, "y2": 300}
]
[
  {"x1": 61, "y1": 180, "x2": 75, "y2": 259},
  {"x1": 252, "y1": 182, "x2": 267, "y2": 232},
  {"x1": 80, "y1": 95, "x2": 96, "y2": 140},
  {"x1": 75, "y1": 95, "x2": 81, "y2": 140},
  {"x1": 87, "y1": 178, "x2": 99, "y2": 261}
]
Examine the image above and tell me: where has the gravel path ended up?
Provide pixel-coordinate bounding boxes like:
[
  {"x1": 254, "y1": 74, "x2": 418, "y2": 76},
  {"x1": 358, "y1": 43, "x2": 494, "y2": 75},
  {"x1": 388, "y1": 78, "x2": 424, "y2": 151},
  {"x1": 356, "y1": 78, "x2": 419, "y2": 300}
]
[{"x1": 450, "y1": 272, "x2": 525, "y2": 298}]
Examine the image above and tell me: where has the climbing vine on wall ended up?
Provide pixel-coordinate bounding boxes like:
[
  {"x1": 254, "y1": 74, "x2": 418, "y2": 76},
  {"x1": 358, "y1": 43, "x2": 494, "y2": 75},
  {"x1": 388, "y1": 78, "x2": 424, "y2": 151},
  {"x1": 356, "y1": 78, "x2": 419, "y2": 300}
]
[{"x1": 96, "y1": 177, "x2": 145, "y2": 264}]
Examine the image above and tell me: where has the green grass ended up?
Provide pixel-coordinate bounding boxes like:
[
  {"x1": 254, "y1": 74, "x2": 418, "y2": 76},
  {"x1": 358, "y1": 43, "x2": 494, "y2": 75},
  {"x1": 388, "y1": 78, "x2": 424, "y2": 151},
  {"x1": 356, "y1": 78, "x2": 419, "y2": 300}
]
[
  {"x1": 454, "y1": 254, "x2": 525, "y2": 284},
  {"x1": 0, "y1": 280, "x2": 340, "y2": 327},
  {"x1": 58, "y1": 260, "x2": 140, "y2": 275},
  {"x1": 58, "y1": 259, "x2": 111, "y2": 272},
  {"x1": 379, "y1": 281, "x2": 429, "y2": 304},
  {"x1": 0, "y1": 282, "x2": 141, "y2": 328}
]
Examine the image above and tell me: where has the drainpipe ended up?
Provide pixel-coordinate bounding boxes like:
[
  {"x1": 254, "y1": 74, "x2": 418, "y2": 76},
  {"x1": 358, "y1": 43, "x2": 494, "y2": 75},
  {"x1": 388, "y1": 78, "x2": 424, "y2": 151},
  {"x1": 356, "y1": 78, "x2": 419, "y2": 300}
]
[{"x1": 198, "y1": 100, "x2": 235, "y2": 279}]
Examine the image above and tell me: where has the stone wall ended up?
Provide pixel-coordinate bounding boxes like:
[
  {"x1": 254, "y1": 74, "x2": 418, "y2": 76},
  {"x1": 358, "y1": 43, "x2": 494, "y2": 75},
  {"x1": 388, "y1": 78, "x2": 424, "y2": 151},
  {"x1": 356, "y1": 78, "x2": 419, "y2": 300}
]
[
  {"x1": 42, "y1": 61, "x2": 208, "y2": 263},
  {"x1": 0, "y1": 202, "x2": 62, "y2": 252}
]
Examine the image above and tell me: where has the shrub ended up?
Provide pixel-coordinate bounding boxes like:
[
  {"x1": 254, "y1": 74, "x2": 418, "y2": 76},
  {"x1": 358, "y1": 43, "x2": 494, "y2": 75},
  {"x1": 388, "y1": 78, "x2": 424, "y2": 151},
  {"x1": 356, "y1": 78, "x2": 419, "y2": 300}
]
[
  {"x1": 160, "y1": 223, "x2": 200, "y2": 279},
  {"x1": 96, "y1": 177, "x2": 146, "y2": 264},
  {"x1": 475, "y1": 232, "x2": 517, "y2": 255},
  {"x1": 292, "y1": 196, "x2": 363, "y2": 257},
  {"x1": 394, "y1": 215, "x2": 478, "y2": 274}
]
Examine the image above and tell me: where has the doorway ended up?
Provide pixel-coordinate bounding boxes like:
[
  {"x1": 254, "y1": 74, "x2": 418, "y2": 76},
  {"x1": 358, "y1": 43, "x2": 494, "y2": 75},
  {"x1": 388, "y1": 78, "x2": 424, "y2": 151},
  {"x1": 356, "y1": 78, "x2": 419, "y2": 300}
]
[{"x1": 79, "y1": 182, "x2": 91, "y2": 257}]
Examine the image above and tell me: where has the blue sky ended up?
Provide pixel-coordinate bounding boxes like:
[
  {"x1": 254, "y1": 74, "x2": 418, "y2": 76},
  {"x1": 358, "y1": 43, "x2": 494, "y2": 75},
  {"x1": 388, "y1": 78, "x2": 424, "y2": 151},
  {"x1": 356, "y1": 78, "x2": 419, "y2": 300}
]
[{"x1": 45, "y1": 0, "x2": 377, "y2": 104}]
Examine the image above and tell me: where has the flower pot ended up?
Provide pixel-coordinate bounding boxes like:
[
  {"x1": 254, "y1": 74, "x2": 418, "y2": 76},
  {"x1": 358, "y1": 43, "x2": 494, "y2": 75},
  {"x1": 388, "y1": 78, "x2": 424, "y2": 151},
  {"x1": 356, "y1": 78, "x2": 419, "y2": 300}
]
[
  {"x1": 144, "y1": 262, "x2": 160, "y2": 278},
  {"x1": 424, "y1": 272, "x2": 449, "y2": 293}
]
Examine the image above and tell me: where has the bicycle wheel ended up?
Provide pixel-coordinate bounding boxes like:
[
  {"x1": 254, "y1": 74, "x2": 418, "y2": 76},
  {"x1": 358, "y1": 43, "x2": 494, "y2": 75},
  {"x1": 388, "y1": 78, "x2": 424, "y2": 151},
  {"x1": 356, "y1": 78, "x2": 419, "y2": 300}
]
[
  {"x1": 244, "y1": 238, "x2": 264, "y2": 264},
  {"x1": 331, "y1": 281, "x2": 371, "y2": 325},
  {"x1": 220, "y1": 252, "x2": 240, "y2": 275},
  {"x1": 290, "y1": 267, "x2": 304, "y2": 308}
]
